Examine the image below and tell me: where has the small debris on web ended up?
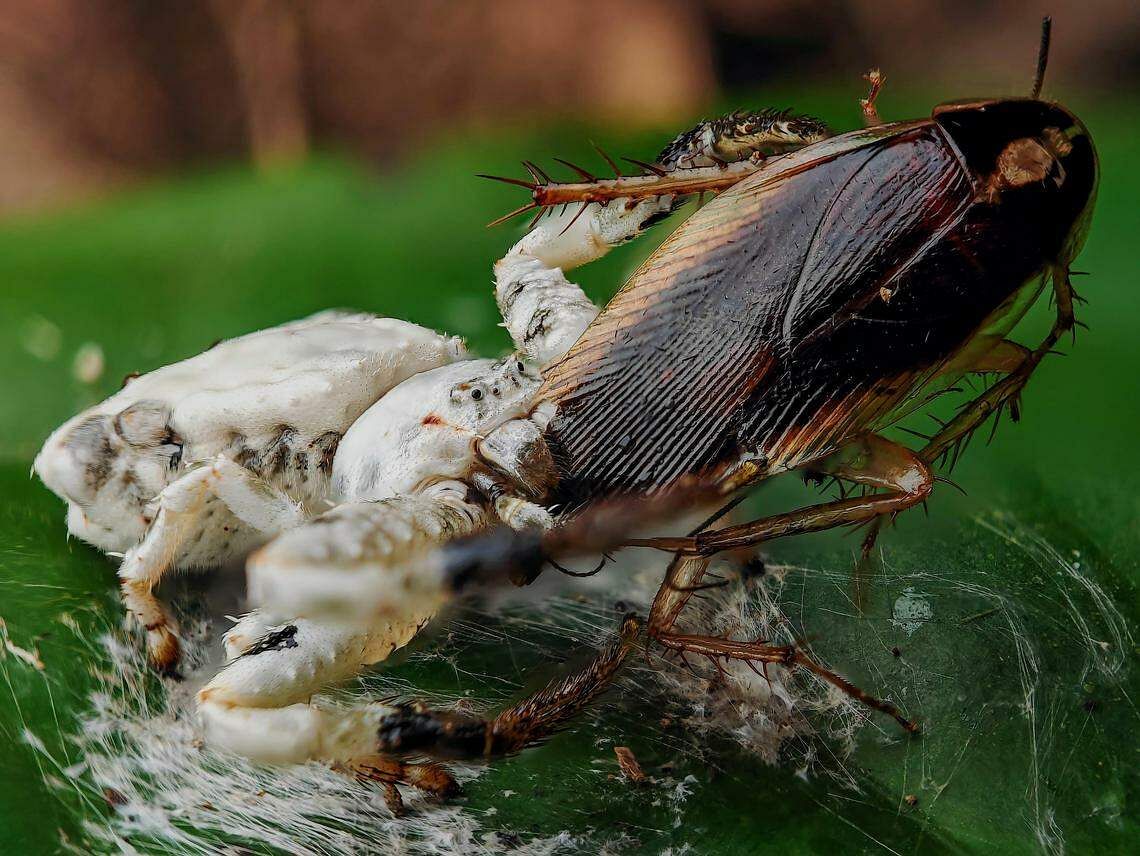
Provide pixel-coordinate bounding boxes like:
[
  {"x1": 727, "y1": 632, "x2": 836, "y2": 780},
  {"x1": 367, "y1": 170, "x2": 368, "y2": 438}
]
[
  {"x1": 16, "y1": 511, "x2": 1131, "y2": 854},
  {"x1": 614, "y1": 746, "x2": 647, "y2": 784},
  {"x1": 0, "y1": 617, "x2": 46, "y2": 671}
]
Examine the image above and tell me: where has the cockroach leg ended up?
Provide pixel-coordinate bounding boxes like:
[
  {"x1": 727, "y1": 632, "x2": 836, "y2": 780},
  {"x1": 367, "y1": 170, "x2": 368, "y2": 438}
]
[
  {"x1": 850, "y1": 514, "x2": 886, "y2": 611},
  {"x1": 375, "y1": 615, "x2": 640, "y2": 760},
  {"x1": 653, "y1": 629, "x2": 918, "y2": 732},
  {"x1": 483, "y1": 108, "x2": 832, "y2": 224},
  {"x1": 347, "y1": 755, "x2": 460, "y2": 809},
  {"x1": 967, "y1": 339, "x2": 1032, "y2": 374},
  {"x1": 646, "y1": 549, "x2": 916, "y2": 731},
  {"x1": 629, "y1": 434, "x2": 933, "y2": 557},
  {"x1": 919, "y1": 268, "x2": 1076, "y2": 465},
  {"x1": 861, "y1": 69, "x2": 885, "y2": 127},
  {"x1": 648, "y1": 554, "x2": 713, "y2": 641}
]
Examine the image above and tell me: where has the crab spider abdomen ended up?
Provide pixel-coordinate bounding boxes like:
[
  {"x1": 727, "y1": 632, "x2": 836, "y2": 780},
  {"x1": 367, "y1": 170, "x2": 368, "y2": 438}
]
[{"x1": 35, "y1": 311, "x2": 465, "y2": 552}]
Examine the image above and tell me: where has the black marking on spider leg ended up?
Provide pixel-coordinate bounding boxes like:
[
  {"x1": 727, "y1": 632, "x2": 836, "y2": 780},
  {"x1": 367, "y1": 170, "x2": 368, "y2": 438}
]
[
  {"x1": 68, "y1": 414, "x2": 116, "y2": 493},
  {"x1": 525, "y1": 307, "x2": 553, "y2": 343},
  {"x1": 241, "y1": 624, "x2": 300, "y2": 657},
  {"x1": 500, "y1": 277, "x2": 531, "y2": 315},
  {"x1": 264, "y1": 425, "x2": 299, "y2": 476}
]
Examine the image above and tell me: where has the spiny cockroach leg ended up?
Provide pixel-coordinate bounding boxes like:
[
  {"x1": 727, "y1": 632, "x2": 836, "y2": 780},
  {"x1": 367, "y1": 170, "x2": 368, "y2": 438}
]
[
  {"x1": 482, "y1": 102, "x2": 834, "y2": 223},
  {"x1": 629, "y1": 435, "x2": 933, "y2": 558},
  {"x1": 523, "y1": 160, "x2": 553, "y2": 183},
  {"x1": 851, "y1": 509, "x2": 886, "y2": 610},
  {"x1": 485, "y1": 201, "x2": 539, "y2": 228},
  {"x1": 591, "y1": 141, "x2": 623, "y2": 177},
  {"x1": 346, "y1": 755, "x2": 460, "y2": 811},
  {"x1": 476, "y1": 172, "x2": 537, "y2": 190},
  {"x1": 933, "y1": 474, "x2": 967, "y2": 495},
  {"x1": 479, "y1": 161, "x2": 762, "y2": 225},
  {"x1": 642, "y1": 537, "x2": 906, "y2": 725},
  {"x1": 654, "y1": 628, "x2": 918, "y2": 732},
  {"x1": 553, "y1": 157, "x2": 599, "y2": 182},
  {"x1": 521, "y1": 161, "x2": 545, "y2": 184},
  {"x1": 382, "y1": 783, "x2": 405, "y2": 816},
  {"x1": 558, "y1": 200, "x2": 591, "y2": 237},
  {"x1": 918, "y1": 266, "x2": 1077, "y2": 466},
  {"x1": 374, "y1": 615, "x2": 640, "y2": 760},
  {"x1": 622, "y1": 156, "x2": 669, "y2": 177}
]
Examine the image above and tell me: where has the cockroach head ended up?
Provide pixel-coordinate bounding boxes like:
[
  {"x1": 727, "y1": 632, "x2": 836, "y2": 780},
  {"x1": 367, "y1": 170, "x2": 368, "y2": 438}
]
[{"x1": 932, "y1": 19, "x2": 1097, "y2": 265}]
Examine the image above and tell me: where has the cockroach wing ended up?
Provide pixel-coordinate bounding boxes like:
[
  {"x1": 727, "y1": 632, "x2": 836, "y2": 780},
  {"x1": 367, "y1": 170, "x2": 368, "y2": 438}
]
[{"x1": 540, "y1": 122, "x2": 977, "y2": 503}]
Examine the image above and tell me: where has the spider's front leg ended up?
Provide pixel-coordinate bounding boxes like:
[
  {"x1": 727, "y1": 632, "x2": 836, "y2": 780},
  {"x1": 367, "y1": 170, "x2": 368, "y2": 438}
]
[
  {"x1": 494, "y1": 196, "x2": 675, "y2": 366},
  {"x1": 197, "y1": 488, "x2": 491, "y2": 798},
  {"x1": 120, "y1": 455, "x2": 305, "y2": 672},
  {"x1": 198, "y1": 482, "x2": 631, "y2": 801},
  {"x1": 494, "y1": 109, "x2": 832, "y2": 367}
]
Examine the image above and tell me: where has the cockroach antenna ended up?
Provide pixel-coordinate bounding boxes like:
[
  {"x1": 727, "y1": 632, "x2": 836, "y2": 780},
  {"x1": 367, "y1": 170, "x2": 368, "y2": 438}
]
[{"x1": 1031, "y1": 16, "x2": 1052, "y2": 100}]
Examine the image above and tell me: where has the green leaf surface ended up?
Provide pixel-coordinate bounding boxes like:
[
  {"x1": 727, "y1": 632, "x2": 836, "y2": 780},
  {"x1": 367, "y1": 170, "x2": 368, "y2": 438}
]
[{"x1": 0, "y1": 91, "x2": 1136, "y2": 854}]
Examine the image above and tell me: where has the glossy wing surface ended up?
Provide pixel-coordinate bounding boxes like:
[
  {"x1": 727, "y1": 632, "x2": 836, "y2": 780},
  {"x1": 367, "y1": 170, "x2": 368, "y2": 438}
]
[{"x1": 541, "y1": 123, "x2": 974, "y2": 501}]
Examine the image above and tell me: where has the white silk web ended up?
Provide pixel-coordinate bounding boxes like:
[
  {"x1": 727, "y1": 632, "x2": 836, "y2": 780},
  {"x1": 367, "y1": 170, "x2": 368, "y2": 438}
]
[{"x1": 12, "y1": 512, "x2": 1132, "y2": 855}]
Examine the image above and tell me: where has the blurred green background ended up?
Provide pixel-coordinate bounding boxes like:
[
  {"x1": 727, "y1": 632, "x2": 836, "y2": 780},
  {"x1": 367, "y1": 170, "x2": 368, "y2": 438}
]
[
  {"x1": 0, "y1": 2, "x2": 1138, "y2": 853},
  {"x1": 0, "y1": 86, "x2": 1137, "y2": 854}
]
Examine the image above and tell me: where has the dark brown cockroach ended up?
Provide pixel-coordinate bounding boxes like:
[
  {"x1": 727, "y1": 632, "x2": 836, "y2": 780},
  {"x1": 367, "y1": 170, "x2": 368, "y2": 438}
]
[{"x1": 446, "y1": 19, "x2": 1097, "y2": 734}]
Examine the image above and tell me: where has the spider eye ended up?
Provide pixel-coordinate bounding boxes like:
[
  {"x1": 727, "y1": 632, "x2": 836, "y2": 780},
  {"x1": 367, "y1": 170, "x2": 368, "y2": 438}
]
[
  {"x1": 471, "y1": 388, "x2": 483, "y2": 401},
  {"x1": 516, "y1": 361, "x2": 526, "y2": 373}
]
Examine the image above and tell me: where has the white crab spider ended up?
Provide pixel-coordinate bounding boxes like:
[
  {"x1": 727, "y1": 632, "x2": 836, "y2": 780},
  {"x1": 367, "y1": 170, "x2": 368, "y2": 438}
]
[
  {"x1": 197, "y1": 199, "x2": 672, "y2": 780},
  {"x1": 35, "y1": 312, "x2": 469, "y2": 669},
  {"x1": 34, "y1": 190, "x2": 673, "y2": 795}
]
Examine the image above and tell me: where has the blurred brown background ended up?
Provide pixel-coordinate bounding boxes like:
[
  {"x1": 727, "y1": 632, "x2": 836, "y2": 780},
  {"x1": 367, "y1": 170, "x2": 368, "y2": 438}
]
[{"x1": 0, "y1": 0, "x2": 1135, "y2": 216}]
